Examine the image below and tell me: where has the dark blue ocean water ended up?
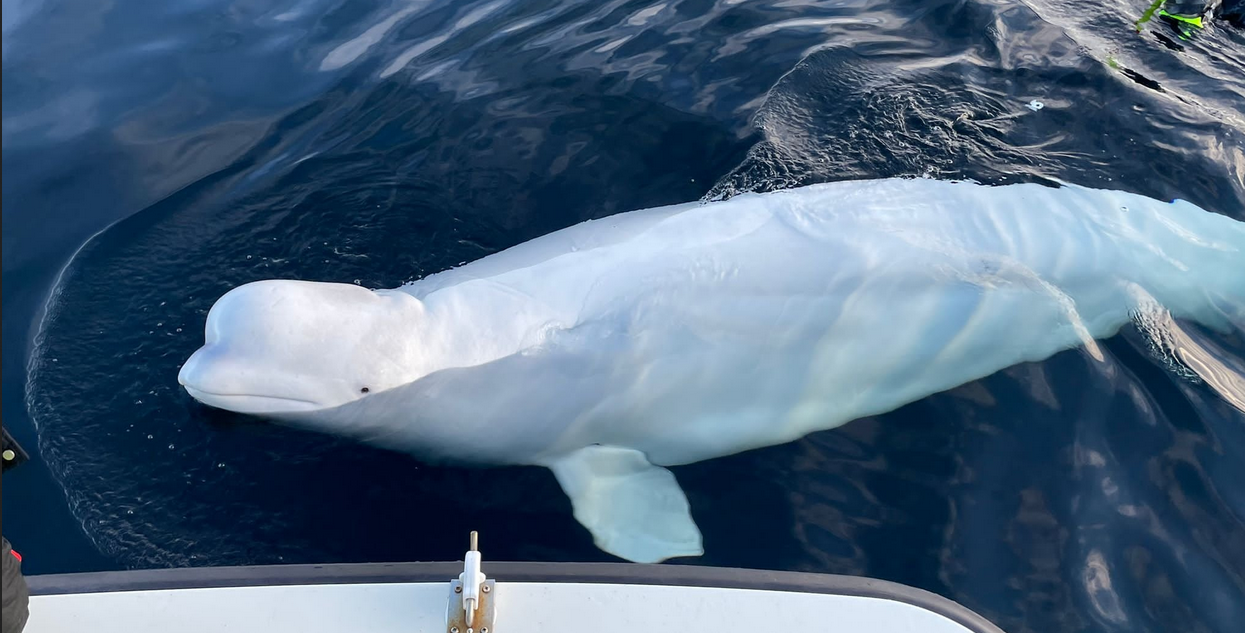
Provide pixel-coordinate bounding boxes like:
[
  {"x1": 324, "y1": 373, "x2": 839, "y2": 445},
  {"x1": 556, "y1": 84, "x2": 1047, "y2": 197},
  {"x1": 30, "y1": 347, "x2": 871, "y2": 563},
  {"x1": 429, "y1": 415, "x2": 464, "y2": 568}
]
[{"x1": 4, "y1": 0, "x2": 1245, "y2": 631}]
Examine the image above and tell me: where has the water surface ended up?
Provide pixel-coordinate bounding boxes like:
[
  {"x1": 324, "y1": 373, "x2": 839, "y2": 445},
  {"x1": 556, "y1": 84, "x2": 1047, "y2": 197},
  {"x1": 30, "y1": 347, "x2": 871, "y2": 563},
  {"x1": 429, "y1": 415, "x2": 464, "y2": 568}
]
[{"x1": 4, "y1": 1, "x2": 1245, "y2": 631}]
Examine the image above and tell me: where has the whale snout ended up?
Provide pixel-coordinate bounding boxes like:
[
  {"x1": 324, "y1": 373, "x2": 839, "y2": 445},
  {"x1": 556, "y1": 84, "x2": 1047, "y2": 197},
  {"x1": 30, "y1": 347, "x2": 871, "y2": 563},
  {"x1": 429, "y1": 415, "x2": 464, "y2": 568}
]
[
  {"x1": 179, "y1": 345, "x2": 328, "y2": 415},
  {"x1": 179, "y1": 278, "x2": 422, "y2": 417}
]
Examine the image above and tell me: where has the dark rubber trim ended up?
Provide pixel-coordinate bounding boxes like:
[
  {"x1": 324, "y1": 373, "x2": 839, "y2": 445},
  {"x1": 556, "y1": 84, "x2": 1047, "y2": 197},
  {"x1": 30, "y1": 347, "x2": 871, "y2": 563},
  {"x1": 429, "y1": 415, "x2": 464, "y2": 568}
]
[{"x1": 29, "y1": 562, "x2": 1003, "y2": 632}]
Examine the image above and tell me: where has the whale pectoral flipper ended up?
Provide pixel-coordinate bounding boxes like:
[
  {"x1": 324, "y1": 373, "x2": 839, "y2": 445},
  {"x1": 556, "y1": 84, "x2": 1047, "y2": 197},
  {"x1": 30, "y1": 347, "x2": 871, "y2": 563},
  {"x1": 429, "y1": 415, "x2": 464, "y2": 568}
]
[{"x1": 547, "y1": 445, "x2": 703, "y2": 564}]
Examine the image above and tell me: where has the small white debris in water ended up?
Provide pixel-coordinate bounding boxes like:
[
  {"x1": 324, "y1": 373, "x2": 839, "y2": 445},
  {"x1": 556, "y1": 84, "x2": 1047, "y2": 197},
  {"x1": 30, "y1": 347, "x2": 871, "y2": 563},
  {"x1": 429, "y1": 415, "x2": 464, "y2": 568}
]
[
  {"x1": 168, "y1": 444, "x2": 175, "y2": 450},
  {"x1": 218, "y1": 463, "x2": 226, "y2": 468},
  {"x1": 1026, "y1": 100, "x2": 1045, "y2": 111},
  {"x1": 147, "y1": 434, "x2": 154, "y2": 439}
]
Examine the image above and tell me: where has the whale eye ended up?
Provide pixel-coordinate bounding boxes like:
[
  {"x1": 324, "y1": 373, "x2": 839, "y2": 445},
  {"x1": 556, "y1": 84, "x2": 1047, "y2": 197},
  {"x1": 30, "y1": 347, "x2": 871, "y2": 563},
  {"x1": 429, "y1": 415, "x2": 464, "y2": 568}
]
[{"x1": 360, "y1": 387, "x2": 370, "y2": 393}]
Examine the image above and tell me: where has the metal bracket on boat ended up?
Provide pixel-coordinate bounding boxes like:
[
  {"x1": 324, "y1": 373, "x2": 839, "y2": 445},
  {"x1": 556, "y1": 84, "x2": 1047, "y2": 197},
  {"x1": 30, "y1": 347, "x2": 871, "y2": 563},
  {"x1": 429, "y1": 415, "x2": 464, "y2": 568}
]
[
  {"x1": 2, "y1": 427, "x2": 29, "y2": 473},
  {"x1": 447, "y1": 531, "x2": 496, "y2": 633}
]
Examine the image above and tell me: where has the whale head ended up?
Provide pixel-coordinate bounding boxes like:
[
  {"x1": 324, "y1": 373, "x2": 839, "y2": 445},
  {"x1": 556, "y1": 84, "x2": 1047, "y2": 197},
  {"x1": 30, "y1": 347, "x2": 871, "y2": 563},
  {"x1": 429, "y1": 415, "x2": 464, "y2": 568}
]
[{"x1": 178, "y1": 280, "x2": 427, "y2": 416}]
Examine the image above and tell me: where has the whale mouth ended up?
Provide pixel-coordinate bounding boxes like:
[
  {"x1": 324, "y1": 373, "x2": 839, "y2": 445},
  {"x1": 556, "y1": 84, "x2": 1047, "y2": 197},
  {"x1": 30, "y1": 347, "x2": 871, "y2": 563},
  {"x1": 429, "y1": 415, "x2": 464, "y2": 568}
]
[{"x1": 182, "y1": 385, "x2": 325, "y2": 414}]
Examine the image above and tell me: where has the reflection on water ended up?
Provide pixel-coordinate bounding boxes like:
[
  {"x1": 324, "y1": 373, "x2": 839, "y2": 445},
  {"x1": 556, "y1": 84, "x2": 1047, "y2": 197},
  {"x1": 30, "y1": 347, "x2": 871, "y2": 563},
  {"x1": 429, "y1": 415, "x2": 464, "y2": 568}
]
[{"x1": 4, "y1": 1, "x2": 1245, "y2": 632}]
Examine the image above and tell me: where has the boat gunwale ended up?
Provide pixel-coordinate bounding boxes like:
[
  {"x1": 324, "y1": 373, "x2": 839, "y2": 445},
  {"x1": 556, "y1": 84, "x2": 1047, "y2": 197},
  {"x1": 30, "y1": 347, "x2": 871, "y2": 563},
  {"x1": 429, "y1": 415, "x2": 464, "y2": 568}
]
[{"x1": 27, "y1": 561, "x2": 1003, "y2": 632}]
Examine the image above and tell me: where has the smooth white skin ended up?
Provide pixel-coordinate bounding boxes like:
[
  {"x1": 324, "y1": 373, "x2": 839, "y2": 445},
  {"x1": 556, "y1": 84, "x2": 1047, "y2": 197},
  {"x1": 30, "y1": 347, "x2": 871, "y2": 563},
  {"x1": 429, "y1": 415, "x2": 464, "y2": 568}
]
[
  {"x1": 180, "y1": 282, "x2": 429, "y2": 414},
  {"x1": 179, "y1": 178, "x2": 1245, "y2": 558}
]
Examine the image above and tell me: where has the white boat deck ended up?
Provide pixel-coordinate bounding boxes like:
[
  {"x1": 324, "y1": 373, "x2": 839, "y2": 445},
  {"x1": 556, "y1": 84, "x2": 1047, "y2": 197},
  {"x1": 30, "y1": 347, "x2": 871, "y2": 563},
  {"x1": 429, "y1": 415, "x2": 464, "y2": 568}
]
[{"x1": 25, "y1": 561, "x2": 1003, "y2": 633}]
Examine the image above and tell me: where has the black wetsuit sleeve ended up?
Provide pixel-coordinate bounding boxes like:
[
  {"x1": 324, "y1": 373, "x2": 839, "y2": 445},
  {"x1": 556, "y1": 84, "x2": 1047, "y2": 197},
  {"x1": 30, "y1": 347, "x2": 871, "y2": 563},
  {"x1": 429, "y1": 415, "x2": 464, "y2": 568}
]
[{"x1": 2, "y1": 538, "x2": 29, "y2": 633}]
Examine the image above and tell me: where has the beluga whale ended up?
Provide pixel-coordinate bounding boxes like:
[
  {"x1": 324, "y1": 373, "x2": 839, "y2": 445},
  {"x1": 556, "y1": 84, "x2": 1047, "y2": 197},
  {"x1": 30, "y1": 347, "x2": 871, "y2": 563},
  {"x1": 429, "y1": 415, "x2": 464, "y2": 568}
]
[{"x1": 178, "y1": 178, "x2": 1245, "y2": 563}]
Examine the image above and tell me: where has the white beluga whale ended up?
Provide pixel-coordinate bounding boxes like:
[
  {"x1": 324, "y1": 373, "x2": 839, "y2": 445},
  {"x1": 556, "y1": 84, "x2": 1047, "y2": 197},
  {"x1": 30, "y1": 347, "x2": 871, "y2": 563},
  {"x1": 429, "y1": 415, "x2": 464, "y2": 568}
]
[{"x1": 178, "y1": 178, "x2": 1245, "y2": 563}]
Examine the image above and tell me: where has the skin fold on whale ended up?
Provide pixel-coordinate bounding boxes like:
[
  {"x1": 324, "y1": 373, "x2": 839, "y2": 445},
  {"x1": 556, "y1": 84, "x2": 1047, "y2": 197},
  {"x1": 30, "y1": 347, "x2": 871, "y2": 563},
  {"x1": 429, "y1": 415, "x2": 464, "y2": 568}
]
[{"x1": 178, "y1": 177, "x2": 1245, "y2": 563}]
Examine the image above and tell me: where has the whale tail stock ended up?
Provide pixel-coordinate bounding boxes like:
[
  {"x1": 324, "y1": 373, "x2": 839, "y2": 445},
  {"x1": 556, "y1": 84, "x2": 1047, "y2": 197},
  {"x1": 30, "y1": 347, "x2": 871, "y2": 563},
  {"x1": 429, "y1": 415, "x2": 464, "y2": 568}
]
[{"x1": 1128, "y1": 196, "x2": 1245, "y2": 331}]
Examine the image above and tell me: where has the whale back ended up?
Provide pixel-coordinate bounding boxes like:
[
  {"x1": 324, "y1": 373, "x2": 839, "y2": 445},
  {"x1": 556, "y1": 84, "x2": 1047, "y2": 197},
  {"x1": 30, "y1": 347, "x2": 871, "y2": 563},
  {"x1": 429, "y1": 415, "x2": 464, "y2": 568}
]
[{"x1": 411, "y1": 179, "x2": 1244, "y2": 326}]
